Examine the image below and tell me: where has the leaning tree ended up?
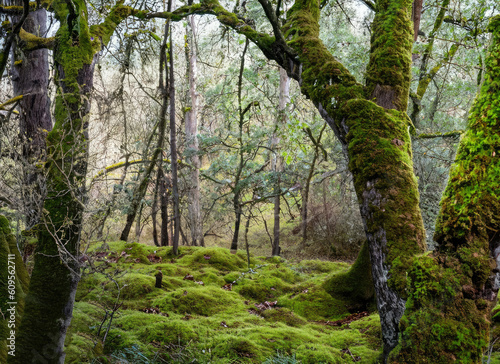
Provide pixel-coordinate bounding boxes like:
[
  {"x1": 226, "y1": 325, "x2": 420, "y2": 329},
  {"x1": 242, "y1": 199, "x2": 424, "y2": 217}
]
[{"x1": 1, "y1": 0, "x2": 499, "y2": 362}]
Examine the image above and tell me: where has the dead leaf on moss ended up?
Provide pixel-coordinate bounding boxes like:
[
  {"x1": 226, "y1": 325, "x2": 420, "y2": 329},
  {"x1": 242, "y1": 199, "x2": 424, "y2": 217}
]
[
  {"x1": 255, "y1": 301, "x2": 277, "y2": 311},
  {"x1": 147, "y1": 254, "x2": 162, "y2": 263},
  {"x1": 222, "y1": 283, "x2": 232, "y2": 291},
  {"x1": 184, "y1": 274, "x2": 194, "y2": 281}
]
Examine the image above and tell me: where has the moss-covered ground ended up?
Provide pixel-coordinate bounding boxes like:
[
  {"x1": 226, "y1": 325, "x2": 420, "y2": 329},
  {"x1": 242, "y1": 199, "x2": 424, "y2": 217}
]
[{"x1": 64, "y1": 241, "x2": 382, "y2": 363}]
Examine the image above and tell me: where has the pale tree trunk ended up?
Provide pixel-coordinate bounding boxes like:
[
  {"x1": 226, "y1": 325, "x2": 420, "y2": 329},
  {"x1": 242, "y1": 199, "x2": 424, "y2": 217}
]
[
  {"x1": 10, "y1": 4, "x2": 51, "y2": 230},
  {"x1": 184, "y1": 14, "x2": 204, "y2": 247},
  {"x1": 271, "y1": 67, "x2": 290, "y2": 256}
]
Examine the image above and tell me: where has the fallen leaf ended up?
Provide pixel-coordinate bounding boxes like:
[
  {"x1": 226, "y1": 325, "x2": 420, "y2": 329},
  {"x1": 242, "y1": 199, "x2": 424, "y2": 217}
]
[{"x1": 184, "y1": 274, "x2": 194, "y2": 281}]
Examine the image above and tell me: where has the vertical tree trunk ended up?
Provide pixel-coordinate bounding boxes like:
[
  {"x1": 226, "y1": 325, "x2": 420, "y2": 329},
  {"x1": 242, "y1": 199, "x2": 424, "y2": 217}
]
[
  {"x1": 169, "y1": 26, "x2": 180, "y2": 255},
  {"x1": 152, "y1": 167, "x2": 161, "y2": 246},
  {"x1": 10, "y1": 5, "x2": 51, "y2": 230},
  {"x1": 271, "y1": 67, "x2": 290, "y2": 256},
  {"x1": 0, "y1": 215, "x2": 29, "y2": 362},
  {"x1": 229, "y1": 39, "x2": 249, "y2": 251},
  {"x1": 12, "y1": 8, "x2": 97, "y2": 360},
  {"x1": 395, "y1": 16, "x2": 500, "y2": 363},
  {"x1": 159, "y1": 168, "x2": 170, "y2": 247},
  {"x1": 184, "y1": 14, "x2": 204, "y2": 247}
]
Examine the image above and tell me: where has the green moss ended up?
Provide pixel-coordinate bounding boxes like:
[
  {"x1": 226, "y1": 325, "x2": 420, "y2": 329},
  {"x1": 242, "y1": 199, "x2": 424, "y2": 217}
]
[
  {"x1": 178, "y1": 247, "x2": 248, "y2": 271},
  {"x1": 295, "y1": 343, "x2": 342, "y2": 363},
  {"x1": 212, "y1": 335, "x2": 263, "y2": 362},
  {"x1": 395, "y1": 15, "x2": 500, "y2": 362},
  {"x1": 104, "y1": 273, "x2": 155, "y2": 300},
  {"x1": 261, "y1": 308, "x2": 307, "y2": 327},
  {"x1": 0, "y1": 215, "x2": 28, "y2": 362},
  {"x1": 280, "y1": 287, "x2": 348, "y2": 320},
  {"x1": 365, "y1": 0, "x2": 413, "y2": 111},
  {"x1": 324, "y1": 241, "x2": 375, "y2": 311},
  {"x1": 154, "y1": 286, "x2": 245, "y2": 316},
  {"x1": 140, "y1": 319, "x2": 198, "y2": 345}
]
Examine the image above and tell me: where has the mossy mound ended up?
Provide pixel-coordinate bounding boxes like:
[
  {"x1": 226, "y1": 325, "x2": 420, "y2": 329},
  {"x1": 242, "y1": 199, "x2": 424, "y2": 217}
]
[
  {"x1": 323, "y1": 241, "x2": 375, "y2": 312},
  {"x1": 66, "y1": 243, "x2": 383, "y2": 363},
  {"x1": 154, "y1": 285, "x2": 245, "y2": 316},
  {"x1": 177, "y1": 247, "x2": 248, "y2": 271}
]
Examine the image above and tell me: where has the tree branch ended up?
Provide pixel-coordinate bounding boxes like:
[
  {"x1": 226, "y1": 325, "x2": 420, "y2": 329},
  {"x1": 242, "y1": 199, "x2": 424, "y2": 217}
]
[
  {"x1": 0, "y1": 0, "x2": 29, "y2": 77},
  {"x1": 415, "y1": 130, "x2": 463, "y2": 139}
]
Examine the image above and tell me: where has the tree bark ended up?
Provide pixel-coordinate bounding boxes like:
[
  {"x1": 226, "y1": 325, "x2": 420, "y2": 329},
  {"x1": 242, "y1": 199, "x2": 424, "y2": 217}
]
[
  {"x1": 271, "y1": 67, "x2": 290, "y2": 256},
  {"x1": 10, "y1": 2, "x2": 131, "y2": 361},
  {"x1": 10, "y1": 5, "x2": 52, "y2": 230},
  {"x1": 395, "y1": 16, "x2": 500, "y2": 363},
  {"x1": 169, "y1": 25, "x2": 180, "y2": 255},
  {"x1": 12, "y1": 14, "x2": 97, "y2": 361},
  {"x1": 0, "y1": 215, "x2": 29, "y2": 362},
  {"x1": 230, "y1": 39, "x2": 249, "y2": 251},
  {"x1": 184, "y1": 14, "x2": 204, "y2": 247}
]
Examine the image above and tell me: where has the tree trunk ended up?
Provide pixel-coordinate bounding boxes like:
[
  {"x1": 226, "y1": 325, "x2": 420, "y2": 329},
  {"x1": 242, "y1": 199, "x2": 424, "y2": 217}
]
[
  {"x1": 230, "y1": 39, "x2": 249, "y2": 251},
  {"x1": 159, "y1": 168, "x2": 170, "y2": 247},
  {"x1": 12, "y1": 12, "x2": 97, "y2": 360},
  {"x1": 271, "y1": 68, "x2": 290, "y2": 256},
  {"x1": 0, "y1": 215, "x2": 29, "y2": 362},
  {"x1": 394, "y1": 16, "x2": 500, "y2": 363},
  {"x1": 169, "y1": 26, "x2": 180, "y2": 255},
  {"x1": 184, "y1": 14, "x2": 204, "y2": 247},
  {"x1": 10, "y1": 5, "x2": 52, "y2": 230}
]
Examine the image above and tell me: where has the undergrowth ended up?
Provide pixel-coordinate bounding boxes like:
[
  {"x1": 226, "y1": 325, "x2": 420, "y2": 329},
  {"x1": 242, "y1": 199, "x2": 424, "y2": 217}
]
[{"x1": 65, "y1": 242, "x2": 382, "y2": 363}]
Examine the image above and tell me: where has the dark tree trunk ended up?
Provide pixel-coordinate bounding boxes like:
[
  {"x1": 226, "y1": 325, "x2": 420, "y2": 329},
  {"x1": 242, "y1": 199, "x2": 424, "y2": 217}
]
[
  {"x1": 159, "y1": 168, "x2": 170, "y2": 247},
  {"x1": 169, "y1": 25, "x2": 180, "y2": 255},
  {"x1": 10, "y1": 6, "x2": 52, "y2": 230},
  {"x1": 12, "y1": 21, "x2": 97, "y2": 361}
]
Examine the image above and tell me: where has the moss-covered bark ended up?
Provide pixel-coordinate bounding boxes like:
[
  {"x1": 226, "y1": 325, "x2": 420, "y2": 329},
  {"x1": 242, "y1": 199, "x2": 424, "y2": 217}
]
[
  {"x1": 0, "y1": 216, "x2": 29, "y2": 362},
  {"x1": 10, "y1": 1, "x2": 129, "y2": 362},
  {"x1": 393, "y1": 15, "x2": 500, "y2": 363}
]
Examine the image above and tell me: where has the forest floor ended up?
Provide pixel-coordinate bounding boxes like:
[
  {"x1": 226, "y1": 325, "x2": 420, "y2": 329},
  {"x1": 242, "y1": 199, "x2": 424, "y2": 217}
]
[{"x1": 66, "y1": 241, "x2": 383, "y2": 363}]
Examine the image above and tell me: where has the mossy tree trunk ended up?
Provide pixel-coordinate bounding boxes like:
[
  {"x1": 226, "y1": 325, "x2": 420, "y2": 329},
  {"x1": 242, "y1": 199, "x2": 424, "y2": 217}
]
[
  {"x1": 165, "y1": 0, "x2": 425, "y2": 356},
  {"x1": 0, "y1": 215, "x2": 29, "y2": 362},
  {"x1": 393, "y1": 16, "x2": 500, "y2": 363},
  {"x1": 10, "y1": 1, "x2": 131, "y2": 361}
]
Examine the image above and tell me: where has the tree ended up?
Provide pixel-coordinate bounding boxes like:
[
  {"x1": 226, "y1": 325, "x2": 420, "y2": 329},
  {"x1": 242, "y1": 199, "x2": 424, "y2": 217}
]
[
  {"x1": 184, "y1": 13, "x2": 204, "y2": 247},
  {"x1": 2, "y1": 0, "x2": 498, "y2": 361}
]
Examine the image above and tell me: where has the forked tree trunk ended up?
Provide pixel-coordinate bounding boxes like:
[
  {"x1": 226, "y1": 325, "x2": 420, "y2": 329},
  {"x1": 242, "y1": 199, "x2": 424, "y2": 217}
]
[{"x1": 184, "y1": 14, "x2": 204, "y2": 247}]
